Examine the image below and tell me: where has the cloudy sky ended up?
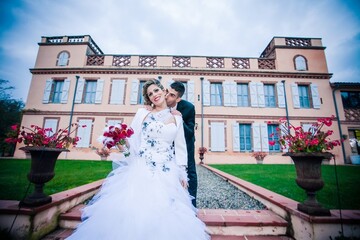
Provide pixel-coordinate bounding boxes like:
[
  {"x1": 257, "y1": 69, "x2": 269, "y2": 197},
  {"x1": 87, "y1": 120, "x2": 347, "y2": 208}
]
[{"x1": 0, "y1": 0, "x2": 359, "y2": 102}]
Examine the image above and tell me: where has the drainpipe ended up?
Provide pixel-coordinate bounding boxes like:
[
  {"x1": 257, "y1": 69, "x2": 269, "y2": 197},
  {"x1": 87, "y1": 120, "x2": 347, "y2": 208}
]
[
  {"x1": 332, "y1": 86, "x2": 347, "y2": 164},
  {"x1": 200, "y1": 77, "x2": 204, "y2": 150},
  {"x1": 281, "y1": 80, "x2": 290, "y2": 134},
  {"x1": 68, "y1": 76, "x2": 79, "y2": 134}
]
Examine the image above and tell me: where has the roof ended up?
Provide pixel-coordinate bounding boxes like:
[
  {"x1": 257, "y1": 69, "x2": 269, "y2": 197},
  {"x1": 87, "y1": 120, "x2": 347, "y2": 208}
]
[{"x1": 330, "y1": 81, "x2": 360, "y2": 89}]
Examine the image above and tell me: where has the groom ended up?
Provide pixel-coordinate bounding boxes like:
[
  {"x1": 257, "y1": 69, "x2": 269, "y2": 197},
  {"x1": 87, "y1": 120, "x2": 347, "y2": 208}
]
[{"x1": 166, "y1": 81, "x2": 198, "y2": 207}]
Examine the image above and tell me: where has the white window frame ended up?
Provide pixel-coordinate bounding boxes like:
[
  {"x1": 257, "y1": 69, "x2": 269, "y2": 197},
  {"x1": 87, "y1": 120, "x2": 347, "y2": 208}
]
[
  {"x1": 57, "y1": 51, "x2": 69, "y2": 66},
  {"x1": 295, "y1": 55, "x2": 307, "y2": 71},
  {"x1": 210, "y1": 122, "x2": 225, "y2": 152},
  {"x1": 44, "y1": 118, "x2": 59, "y2": 137},
  {"x1": 110, "y1": 79, "x2": 126, "y2": 104},
  {"x1": 76, "y1": 119, "x2": 93, "y2": 148}
]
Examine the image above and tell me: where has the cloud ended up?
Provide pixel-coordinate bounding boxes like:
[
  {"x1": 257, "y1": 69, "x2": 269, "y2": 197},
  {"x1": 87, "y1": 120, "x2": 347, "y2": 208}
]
[{"x1": 0, "y1": 0, "x2": 359, "y2": 101}]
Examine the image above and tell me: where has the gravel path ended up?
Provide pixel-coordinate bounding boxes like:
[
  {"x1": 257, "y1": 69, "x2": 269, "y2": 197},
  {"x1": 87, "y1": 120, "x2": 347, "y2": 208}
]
[{"x1": 196, "y1": 164, "x2": 266, "y2": 210}]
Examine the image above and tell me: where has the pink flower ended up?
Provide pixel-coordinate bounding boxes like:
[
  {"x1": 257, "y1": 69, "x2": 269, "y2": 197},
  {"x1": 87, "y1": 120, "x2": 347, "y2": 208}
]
[
  {"x1": 4, "y1": 123, "x2": 82, "y2": 149},
  {"x1": 269, "y1": 116, "x2": 340, "y2": 153},
  {"x1": 269, "y1": 140, "x2": 276, "y2": 146}
]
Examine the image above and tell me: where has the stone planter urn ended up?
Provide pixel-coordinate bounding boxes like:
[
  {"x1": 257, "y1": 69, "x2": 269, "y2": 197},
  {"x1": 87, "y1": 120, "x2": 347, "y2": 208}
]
[
  {"x1": 255, "y1": 156, "x2": 264, "y2": 164},
  {"x1": 284, "y1": 152, "x2": 332, "y2": 216},
  {"x1": 19, "y1": 146, "x2": 68, "y2": 207},
  {"x1": 198, "y1": 147, "x2": 207, "y2": 164}
]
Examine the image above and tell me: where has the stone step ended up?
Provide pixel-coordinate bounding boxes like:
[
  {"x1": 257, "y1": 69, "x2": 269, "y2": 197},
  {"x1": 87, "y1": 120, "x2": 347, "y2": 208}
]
[
  {"x1": 42, "y1": 228, "x2": 293, "y2": 240},
  {"x1": 58, "y1": 204, "x2": 289, "y2": 237}
]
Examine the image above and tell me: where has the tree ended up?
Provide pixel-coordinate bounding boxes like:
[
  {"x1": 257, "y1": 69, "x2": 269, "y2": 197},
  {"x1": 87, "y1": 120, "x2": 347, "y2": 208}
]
[{"x1": 0, "y1": 79, "x2": 25, "y2": 156}]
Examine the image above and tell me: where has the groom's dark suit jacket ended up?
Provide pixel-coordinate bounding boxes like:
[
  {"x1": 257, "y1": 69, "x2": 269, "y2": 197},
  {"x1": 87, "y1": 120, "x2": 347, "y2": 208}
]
[{"x1": 177, "y1": 100, "x2": 197, "y2": 207}]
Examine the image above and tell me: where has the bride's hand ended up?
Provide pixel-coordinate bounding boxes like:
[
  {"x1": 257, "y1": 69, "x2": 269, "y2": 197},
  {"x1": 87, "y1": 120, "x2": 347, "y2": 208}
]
[
  {"x1": 116, "y1": 143, "x2": 125, "y2": 152},
  {"x1": 116, "y1": 139, "x2": 130, "y2": 152}
]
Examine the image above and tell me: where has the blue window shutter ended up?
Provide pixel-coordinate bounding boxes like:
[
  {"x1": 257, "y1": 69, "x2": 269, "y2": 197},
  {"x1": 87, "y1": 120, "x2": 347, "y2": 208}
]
[
  {"x1": 61, "y1": 79, "x2": 70, "y2": 104},
  {"x1": 43, "y1": 79, "x2": 53, "y2": 104},
  {"x1": 291, "y1": 83, "x2": 300, "y2": 108},
  {"x1": 74, "y1": 78, "x2": 85, "y2": 103},
  {"x1": 276, "y1": 82, "x2": 285, "y2": 108},
  {"x1": 232, "y1": 123, "x2": 240, "y2": 152},
  {"x1": 310, "y1": 84, "x2": 321, "y2": 109}
]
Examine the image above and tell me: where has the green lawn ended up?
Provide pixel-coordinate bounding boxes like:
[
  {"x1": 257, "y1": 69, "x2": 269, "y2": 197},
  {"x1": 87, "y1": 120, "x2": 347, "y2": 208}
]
[
  {"x1": 209, "y1": 164, "x2": 360, "y2": 210},
  {"x1": 0, "y1": 159, "x2": 112, "y2": 201},
  {"x1": 1, "y1": 159, "x2": 359, "y2": 210}
]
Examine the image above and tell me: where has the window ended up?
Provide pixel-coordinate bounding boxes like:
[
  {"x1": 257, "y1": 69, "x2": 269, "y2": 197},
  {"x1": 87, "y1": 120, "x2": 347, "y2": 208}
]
[
  {"x1": 57, "y1": 51, "x2": 70, "y2": 66},
  {"x1": 239, "y1": 124, "x2": 252, "y2": 151},
  {"x1": 298, "y1": 85, "x2": 310, "y2": 108},
  {"x1": 51, "y1": 80, "x2": 64, "y2": 103},
  {"x1": 349, "y1": 129, "x2": 360, "y2": 154},
  {"x1": 76, "y1": 119, "x2": 93, "y2": 148},
  {"x1": 130, "y1": 79, "x2": 147, "y2": 105},
  {"x1": 210, "y1": 122, "x2": 225, "y2": 151},
  {"x1": 74, "y1": 78, "x2": 104, "y2": 104},
  {"x1": 294, "y1": 55, "x2": 307, "y2": 71},
  {"x1": 341, "y1": 91, "x2": 360, "y2": 109},
  {"x1": 43, "y1": 79, "x2": 70, "y2": 104},
  {"x1": 252, "y1": 123, "x2": 269, "y2": 152},
  {"x1": 167, "y1": 80, "x2": 195, "y2": 104},
  {"x1": 237, "y1": 83, "x2": 249, "y2": 107},
  {"x1": 210, "y1": 82, "x2": 223, "y2": 106},
  {"x1": 302, "y1": 123, "x2": 313, "y2": 133},
  {"x1": 291, "y1": 83, "x2": 320, "y2": 109},
  {"x1": 264, "y1": 84, "x2": 276, "y2": 107},
  {"x1": 249, "y1": 82, "x2": 265, "y2": 107},
  {"x1": 223, "y1": 82, "x2": 237, "y2": 106},
  {"x1": 107, "y1": 119, "x2": 122, "y2": 127},
  {"x1": 138, "y1": 81, "x2": 146, "y2": 104},
  {"x1": 110, "y1": 79, "x2": 126, "y2": 104},
  {"x1": 84, "y1": 80, "x2": 97, "y2": 104},
  {"x1": 44, "y1": 118, "x2": 59, "y2": 137},
  {"x1": 181, "y1": 81, "x2": 188, "y2": 101},
  {"x1": 268, "y1": 124, "x2": 280, "y2": 152}
]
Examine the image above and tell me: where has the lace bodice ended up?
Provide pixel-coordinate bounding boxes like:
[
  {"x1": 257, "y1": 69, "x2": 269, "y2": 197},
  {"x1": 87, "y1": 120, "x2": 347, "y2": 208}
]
[{"x1": 138, "y1": 109, "x2": 177, "y2": 171}]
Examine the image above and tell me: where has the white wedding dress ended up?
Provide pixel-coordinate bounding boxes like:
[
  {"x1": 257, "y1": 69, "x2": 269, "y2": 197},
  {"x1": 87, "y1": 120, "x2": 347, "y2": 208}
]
[{"x1": 67, "y1": 108, "x2": 210, "y2": 240}]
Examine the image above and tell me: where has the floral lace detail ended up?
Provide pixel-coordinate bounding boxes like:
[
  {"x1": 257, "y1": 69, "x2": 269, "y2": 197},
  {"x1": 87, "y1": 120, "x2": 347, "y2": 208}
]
[{"x1": 139, "y1": 109, "x2": 176, "y2": 173}]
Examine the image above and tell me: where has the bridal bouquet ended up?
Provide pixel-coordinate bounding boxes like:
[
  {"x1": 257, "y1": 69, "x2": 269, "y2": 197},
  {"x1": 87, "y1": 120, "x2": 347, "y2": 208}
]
[{"x1": 98, "y1": 123, "x2": 134, "y2": 157}]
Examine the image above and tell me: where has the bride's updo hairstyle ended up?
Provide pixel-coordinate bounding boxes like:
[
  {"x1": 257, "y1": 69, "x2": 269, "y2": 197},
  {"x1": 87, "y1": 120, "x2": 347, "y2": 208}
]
[{"x1": 142, "y1": 79, "x2": 165, "y2": 105}]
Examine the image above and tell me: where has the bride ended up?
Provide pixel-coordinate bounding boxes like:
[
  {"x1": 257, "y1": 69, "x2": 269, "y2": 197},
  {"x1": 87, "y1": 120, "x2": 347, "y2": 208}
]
[{"x1": 66, "y1": 79, "x2": 210, "y2": 240}]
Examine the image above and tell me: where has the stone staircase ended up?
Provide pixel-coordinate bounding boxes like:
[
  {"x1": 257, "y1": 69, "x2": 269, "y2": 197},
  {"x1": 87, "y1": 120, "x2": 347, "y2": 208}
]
[
  {"x1": 4, "y1": 164, "x2": 357, "y2": 239},
  {"x1": 40, "y1": 204, "x2": 292, "y2": 239}
]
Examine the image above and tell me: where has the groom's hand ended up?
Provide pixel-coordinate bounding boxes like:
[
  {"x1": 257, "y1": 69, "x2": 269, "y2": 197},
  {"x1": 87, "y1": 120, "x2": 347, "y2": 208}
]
[
  {"x1": 171, "y1": 109, "x2": 182, "y2": 117},
  {"x1": 144, "y1": 105, "x2": 153, "y2": 111},
  {"x1": 180, "y1": 179, "x2": 189, "y2": 189}
]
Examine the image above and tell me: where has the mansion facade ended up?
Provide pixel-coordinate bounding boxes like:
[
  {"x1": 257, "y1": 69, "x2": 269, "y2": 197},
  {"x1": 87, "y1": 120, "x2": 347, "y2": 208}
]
[{"x1": 13, "y1": 35, "x2": 360, "y2": 164}]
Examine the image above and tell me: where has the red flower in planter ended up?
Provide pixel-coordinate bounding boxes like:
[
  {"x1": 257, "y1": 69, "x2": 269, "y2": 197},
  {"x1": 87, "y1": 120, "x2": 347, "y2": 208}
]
[
  {"x1": 269, "y1": 116, "x2": 341, "y2": 153},
  {"x1": 198, "y1": 147, "x2": 208, "y2": 154},
  {"x1": 5, "y1": 123, "x2": 81, "y2": 149}
]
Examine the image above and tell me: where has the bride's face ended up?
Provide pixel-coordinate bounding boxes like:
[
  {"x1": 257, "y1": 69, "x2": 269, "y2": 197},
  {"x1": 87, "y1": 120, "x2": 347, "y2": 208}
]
[{"x1": 147, "y1": 84, "x2": 166, "y2": 106}]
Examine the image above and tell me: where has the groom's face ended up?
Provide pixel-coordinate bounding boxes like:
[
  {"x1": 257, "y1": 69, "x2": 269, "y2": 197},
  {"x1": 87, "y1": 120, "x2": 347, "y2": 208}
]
[{"x1": 165, "y1": 88, "x2": 181, "y2": 108}]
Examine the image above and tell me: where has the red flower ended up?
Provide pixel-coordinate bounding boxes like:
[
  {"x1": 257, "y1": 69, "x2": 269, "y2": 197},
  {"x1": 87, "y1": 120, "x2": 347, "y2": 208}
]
[
  {"x1": 98, "y1": 123, "x2": 134, "y2": 154},
  {"x1": 198, "y1": 147, "x2": 208, "y2": 154},
  {"x1": 269, "y1": 116, "x2": 340, "y2": 153},
  {"x1": 269, "y1": 140, "x2": 276, "y2": 146},
  {"x1": 126, "y1": 128, "x2": 134, "y2": 137},
  {"x1": 4, "y1": 123, "x2": 82, "y2": 149}
]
